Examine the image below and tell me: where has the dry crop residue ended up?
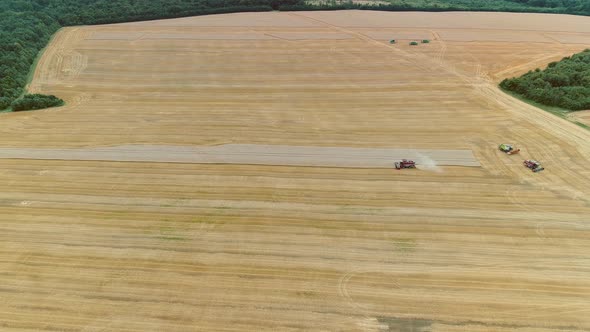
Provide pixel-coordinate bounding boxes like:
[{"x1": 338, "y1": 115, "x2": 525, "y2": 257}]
[{"x1": 1, "y1": 10, "x2": 590, "y2": 331}]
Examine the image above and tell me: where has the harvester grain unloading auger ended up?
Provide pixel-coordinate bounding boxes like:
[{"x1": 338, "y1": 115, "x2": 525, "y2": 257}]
[{"x1": 499, "y1": 143, "x2": 520, "y2": 155}]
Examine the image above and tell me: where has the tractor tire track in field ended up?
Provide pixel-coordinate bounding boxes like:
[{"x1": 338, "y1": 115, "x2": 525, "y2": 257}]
[
  {"x1": 5, "y1": 11, "x2": 590, "y2": 332},
  {"x1": 338, "y1": 269, "x2": 400, "y2": 330}
]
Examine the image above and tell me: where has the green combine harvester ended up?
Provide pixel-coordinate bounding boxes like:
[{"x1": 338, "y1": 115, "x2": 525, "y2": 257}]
[{"x1": 499, "y1": 143, "x2": 520, "y2": 155}]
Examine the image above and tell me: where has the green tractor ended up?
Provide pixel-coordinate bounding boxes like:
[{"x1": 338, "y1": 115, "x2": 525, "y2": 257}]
[{"x1": 499, "y1": 143, "x2": 520, "y2": 155}]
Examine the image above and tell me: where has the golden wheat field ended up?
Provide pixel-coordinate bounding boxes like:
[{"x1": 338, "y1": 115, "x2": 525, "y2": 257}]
[{"x1": 2, "y1": 10, "x2": 590, "y2": 331}]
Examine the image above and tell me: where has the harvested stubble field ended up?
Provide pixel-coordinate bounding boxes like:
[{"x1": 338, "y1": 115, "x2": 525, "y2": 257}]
[
  {"x1": 2, "y1": 10, "x2": 590, "y2": 332},
  {"x1": 0, "y1": 144, "x2": 480, "y2": 168}
]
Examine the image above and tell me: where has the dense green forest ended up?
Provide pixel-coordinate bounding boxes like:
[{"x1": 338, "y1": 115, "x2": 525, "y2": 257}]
[
  {"x1": 500, "y1": 49, "x2": 590, "y2": 111},
  {"x1": 0, "y1": 10, "x2": 60, "y2": 110},
  {"x1": 1, "y1": 0, "x2": 590, "y2": 112},
  {"x1": 295, "y1": 0, "x2": 590, "y2": 13}
]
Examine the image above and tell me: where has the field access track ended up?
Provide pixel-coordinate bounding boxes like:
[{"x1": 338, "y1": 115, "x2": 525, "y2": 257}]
[{"x1": 0, "y1": 144, "x2": 480, "y2": 167}]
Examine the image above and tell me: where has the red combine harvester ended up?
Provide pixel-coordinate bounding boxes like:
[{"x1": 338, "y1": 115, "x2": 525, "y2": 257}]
[
  {"x1": 523, "y1": 160, "x2": 544, "y2": 172},
  {"x1": 395, "y1": 159, "x2": 416, "y2": 170}
]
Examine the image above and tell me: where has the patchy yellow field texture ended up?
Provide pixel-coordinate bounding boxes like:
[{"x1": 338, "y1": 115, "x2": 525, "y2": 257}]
[
  {"x1": 2, "y1": 10, "x2": 590, "y2": 331},
  {"x1": 569, "y1": 110, "x2": 590, "y2": 127}
]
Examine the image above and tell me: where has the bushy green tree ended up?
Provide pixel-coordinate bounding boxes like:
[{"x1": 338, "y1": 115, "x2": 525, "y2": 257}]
[
  {"x1": 0, "y1": 97, "x2": 11, "y2": 110},
  {"x1": 11, "y1": 94, "x2": 64, "y2": 112}
]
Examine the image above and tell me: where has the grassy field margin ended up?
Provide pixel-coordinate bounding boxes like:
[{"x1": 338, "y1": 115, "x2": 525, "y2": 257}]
[{"x1": 500, "y1": 87, "x2": 590, "y2": 130}]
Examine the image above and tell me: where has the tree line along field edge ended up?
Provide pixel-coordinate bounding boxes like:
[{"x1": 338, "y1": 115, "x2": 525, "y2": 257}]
[
  {"x1": 2, "y1": 0, "x2": 590, "y2": 112},
  {"x1": 501, "y1": 49, "x2": 590, "y2": 112}
]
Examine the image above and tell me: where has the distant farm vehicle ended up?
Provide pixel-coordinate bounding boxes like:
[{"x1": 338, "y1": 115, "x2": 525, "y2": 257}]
[
  {"x1": 390, "y1": 39, "x2": 396, "y2": 44},
  {"x1": 499, "y1": 143, "x2": 520, "y2": 155},
  {"x1": 395, "y1": 159, "x2": 416, "y2": 170},
  {"x1": 409, "y1": 41, "x2": 419, "y2": 46},
  {"x1": 421, "y1": 39, "x2": 430, "y2": 43},
  {"x1": 523, "y1": 160, "x2": 544, "y2": 172}
]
